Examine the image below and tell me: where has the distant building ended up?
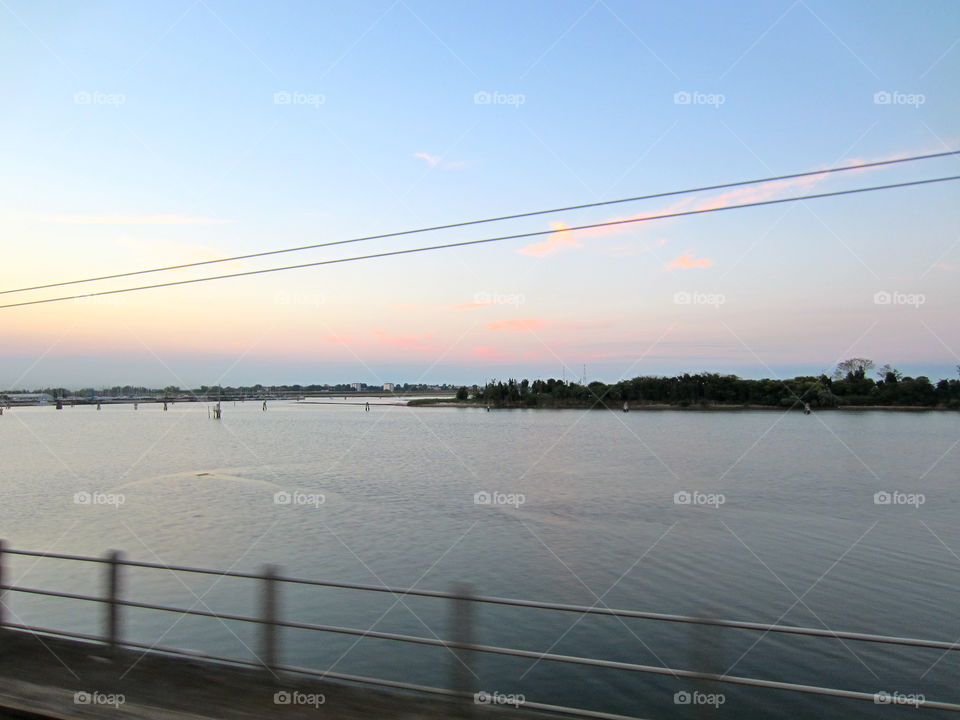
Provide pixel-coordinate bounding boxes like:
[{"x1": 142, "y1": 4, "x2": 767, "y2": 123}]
[
  {"x1": 350, "y1": 383, "x2": 363, "y2": 391},
  {"x1": 382, "y1": 383, "x2": 395, "y2": 392}
]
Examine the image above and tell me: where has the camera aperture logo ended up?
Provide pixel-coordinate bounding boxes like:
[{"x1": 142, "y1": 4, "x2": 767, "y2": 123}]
[
  {"x1": 474, "y1": 490, "x2": 525, "y2": 509},
  {"x1": 273, "y1": 91, "x2": 325, "y2": 108},
  {"x1": 874, "y1": 690, "x2": 925, "y2": 707},
  {"x1": 474, "y1": 690, "x2": 525, "y2": 708},
  {"x1": 74, "y1": 91, "x2": 126, "y2": 106},
  {"x1": 74, "y1": 491, "x2": 125, "y2": 508},
  {"x1": 74, "y1": 691, "x2": 125, "y2": 708},
  {"x1": 474, "y1": 90, "x2": 525, "y2": 107},
  {"x1": 873, "y1": 491, "x2": 924, "y2": 508},
  {"x1": 473, "y1": 290, "x2": 525, "y2": 307},
  {"x1": 873, "y1": 290, "x2": 925, "y2": 308},
  {"x1": 674, "y1": 291, "x2": 725, "y2": 308},
  {"x1": 274, "y1": 490, "x2": 325, "y2": 508},
  {"x1": 273, "y1": 690, "x2": 325, "y2": 707},
  {"x1": 674, "y1": 490, "x2": 725, "y2": 508},
  {"x1": 873, "y1": 90, "x2": 925, "y2": 108},
  {"x1": 674, "y1": 90, "x2": 725, "y2": 108},
  {"x1": 674, "y1": 690, "x2": 725, "y2": 707}
]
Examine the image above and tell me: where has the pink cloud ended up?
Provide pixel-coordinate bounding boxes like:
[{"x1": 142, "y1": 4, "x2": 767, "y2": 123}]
[
  {"x1": 666, "y1": 252, "x2": 712, "y2": 269},
  {"x1": 413, "y1": 152, "x2": 440, "y2": 167},
  {"x1": 487, "y1": 317, "x2": 543, "y2": 332},
  {"x1": 413, "y1": 153, "x2": 465, "y2": 170},
  {"x1": 517, "y1": 149, "x2": 927, "y2": 256},
  {"x1": 518, "y1": 222, "x2": 583, "y2": 257}
]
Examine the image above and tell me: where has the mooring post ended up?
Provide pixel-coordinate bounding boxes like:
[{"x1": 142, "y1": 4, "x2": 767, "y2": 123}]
[
  {"x1": 449, "y1": 582, "x2": 476, "y2": 717},
  {"x1": 261, "y1": 564, "x2": 279, "y2": 673},
  {"x1": 0, "y1": 539, "x2": 7, "y2": 629},
  {"x1": 105, "y1": 550, "x2": 123, "y2": 652}
]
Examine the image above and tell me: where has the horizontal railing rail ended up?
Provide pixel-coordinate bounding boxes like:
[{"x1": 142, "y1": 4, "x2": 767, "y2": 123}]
[
  {"x1": 1, "y1": 541, "x2": 957, "y2": 716},
  {"x1": 5, "y1": 547, "x2": 959, "y2": 651}
]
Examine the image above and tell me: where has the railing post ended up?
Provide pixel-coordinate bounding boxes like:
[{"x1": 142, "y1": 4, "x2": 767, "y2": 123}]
[
  {"x1": 261, "y1": 564, "x2": 279, "y2": 673},
  {"x1": 449, "y1": 582, "x2": 476, "y2": 717},
  {"x1": 105, "y1": 550, "x2": 123, "y2": 651},
  {"x1": 690, "y1": 607, "x2": 725, "y2": 719},
  {"x1": 0, "y1": 539, "x2": 7, "y2": 629}
]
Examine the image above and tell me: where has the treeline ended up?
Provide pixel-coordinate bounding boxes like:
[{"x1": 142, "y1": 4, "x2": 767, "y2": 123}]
[
  {"x1": 12, "y1": 383, "x2": 456, "y2": 398},
  {"x1": 468, "y1": 359, "x2": 960, "y2": 409}
]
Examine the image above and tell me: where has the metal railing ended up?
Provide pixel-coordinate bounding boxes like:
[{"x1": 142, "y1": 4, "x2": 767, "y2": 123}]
[{"x1": 0, "y1": 540, "x2": 958, "y2": 717}]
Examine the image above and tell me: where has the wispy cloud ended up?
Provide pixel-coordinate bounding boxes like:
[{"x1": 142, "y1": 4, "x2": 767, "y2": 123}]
[
  {"x1": 413, "y1": 152, "x2": 466, "y2": 170},
  {"x1": 413, "y1": 152, "x2": 441, "y2": 167},
  {"x1": 666, "y1": 252, "x2": 712, "y2": 269},
  {"x1": 518, "y1": 222, "x2": 582, "y2": 257},
  {"x1": 517, "y1": 148, "x2": 924, "y2": 257}
]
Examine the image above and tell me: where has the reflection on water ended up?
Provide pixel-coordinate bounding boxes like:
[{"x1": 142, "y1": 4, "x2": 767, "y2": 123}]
[{"x1": 1, "y1": 403, "x2": 959, "y2": 718}]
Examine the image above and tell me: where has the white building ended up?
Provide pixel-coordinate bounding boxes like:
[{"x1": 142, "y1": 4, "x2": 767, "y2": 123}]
[
  {"x1": 350, "y1": 383, "x2": 363, "y2": 391},
  {"x1": 382, "y1": 383, "x2": 395, "y2": 392}
]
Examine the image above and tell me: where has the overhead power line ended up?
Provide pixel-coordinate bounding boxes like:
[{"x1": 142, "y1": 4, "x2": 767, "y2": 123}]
[
  {"x1": 2, "y1": 173, "x2": 957, "y2": 311},
  {"x1": 2, "y1": 149, "x2": 957, "y2": 297}
]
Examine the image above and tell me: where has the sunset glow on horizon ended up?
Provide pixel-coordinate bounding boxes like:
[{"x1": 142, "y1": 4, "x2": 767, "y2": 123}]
[{"x1": 1, "y1": 1, "x2": 958, "y2": 388}]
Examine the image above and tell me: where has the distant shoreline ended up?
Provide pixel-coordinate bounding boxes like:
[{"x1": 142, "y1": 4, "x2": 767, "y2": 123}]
[{"x1": 407, "y1": 400, "x2": 956, "y2": 411}]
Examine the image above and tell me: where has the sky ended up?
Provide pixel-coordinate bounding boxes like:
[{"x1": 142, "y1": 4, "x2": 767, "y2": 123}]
[{"x1": 1, "y1": 0, "x2": 958, "y2": 388}]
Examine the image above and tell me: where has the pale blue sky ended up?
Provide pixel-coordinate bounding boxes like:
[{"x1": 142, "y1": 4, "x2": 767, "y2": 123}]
[{"x1": 1, "y1": 1, "x2": 958, "y2": 387}]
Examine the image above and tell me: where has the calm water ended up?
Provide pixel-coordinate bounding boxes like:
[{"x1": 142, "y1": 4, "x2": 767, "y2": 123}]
[{"x1": 1, "y1": 402, "x2": 958, "y2": 718}]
